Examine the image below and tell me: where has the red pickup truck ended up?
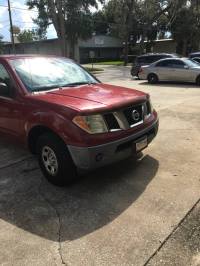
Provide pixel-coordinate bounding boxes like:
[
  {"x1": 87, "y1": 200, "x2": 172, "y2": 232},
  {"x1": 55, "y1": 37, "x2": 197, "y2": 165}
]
[{"x1": 0, "y1": 55, "x2": 158, "y2": 186}]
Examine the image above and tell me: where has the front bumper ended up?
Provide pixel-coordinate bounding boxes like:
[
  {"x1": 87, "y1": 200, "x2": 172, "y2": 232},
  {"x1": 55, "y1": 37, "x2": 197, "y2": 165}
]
[{"x1": 68, "y1": 119, "x2": 159, "y2": 170}]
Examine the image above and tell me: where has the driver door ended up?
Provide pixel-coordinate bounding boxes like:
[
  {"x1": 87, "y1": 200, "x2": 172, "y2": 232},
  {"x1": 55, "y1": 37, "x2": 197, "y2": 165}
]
[{"x1": 0, "y1": 63, "x2": 22, "y2": 137}]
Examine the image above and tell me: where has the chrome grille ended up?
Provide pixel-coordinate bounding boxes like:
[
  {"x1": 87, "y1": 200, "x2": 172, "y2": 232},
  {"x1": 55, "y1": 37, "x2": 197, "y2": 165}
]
[{"x1": 103, "y1": 101, "x2": 151, "y2": 131}]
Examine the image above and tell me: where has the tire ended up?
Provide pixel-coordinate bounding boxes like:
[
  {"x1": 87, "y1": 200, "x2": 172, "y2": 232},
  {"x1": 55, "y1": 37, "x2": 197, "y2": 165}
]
[
  {"x1": 148, "y1": 73, "x2": 158, "y2": 84},
  {"x1": 36, "y1": 133, "x2": 78, "y2": 186},
  {"x1": 196, "y1": 75, "x2": 200, "y2": 86},
  {"x1": 130, "y1": 69, "x2": 134, "y2": 77}
]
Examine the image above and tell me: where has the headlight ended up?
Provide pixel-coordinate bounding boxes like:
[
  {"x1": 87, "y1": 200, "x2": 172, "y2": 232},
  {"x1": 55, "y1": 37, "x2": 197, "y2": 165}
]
[{"x1": 73, "y1": 114, "x2": 108, "y2": 134}]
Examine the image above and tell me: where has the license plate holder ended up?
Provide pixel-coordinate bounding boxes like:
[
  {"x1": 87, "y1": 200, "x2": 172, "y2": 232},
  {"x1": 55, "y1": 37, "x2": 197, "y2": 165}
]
[{"x1": 135, "y1": 137, "x2": 148, "y2": 152}]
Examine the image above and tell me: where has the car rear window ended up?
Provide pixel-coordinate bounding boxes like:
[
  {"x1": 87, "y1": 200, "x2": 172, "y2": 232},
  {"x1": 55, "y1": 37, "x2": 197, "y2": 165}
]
[{"x1": 136, "y1": 57, "x2": 148, "y2": 64}]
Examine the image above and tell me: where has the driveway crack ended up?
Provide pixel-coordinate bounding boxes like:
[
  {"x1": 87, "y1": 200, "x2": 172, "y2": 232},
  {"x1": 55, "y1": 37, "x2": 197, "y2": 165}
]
[
  {"x1": 143, "y1": 197, "x2": 200, "y2": 265},
  {"x1": 38, "y1": 183, "x2": 67, "y2": 265},
  {"x1": 0, "y1": 156, "x2": 33, "y2": 171}
]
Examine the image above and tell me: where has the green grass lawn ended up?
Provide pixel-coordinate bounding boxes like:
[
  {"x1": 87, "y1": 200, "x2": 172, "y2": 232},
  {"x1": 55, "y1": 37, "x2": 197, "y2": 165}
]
[
  {"x1": 84, "y1": 67, "x2": 104, "y2": 73},
  {"x1": 95, "y1": 61, "x2": 124, "y2": 66}
]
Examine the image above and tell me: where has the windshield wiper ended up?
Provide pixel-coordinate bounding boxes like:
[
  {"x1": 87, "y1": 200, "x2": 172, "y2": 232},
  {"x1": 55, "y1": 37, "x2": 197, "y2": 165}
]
[
  {"x1": 31, "y1": 85, "x2": 60, "y2": 92},
  {"x1": 31, "y1": 81, "x2": 97, "y2": 92},
  {"x1": 60, "y1": 81, "x2": 97, "y2": 87}
]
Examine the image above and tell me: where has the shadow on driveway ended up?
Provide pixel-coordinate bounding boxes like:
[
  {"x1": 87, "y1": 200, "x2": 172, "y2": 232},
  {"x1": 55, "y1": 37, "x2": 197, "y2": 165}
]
[{"x1": 0, "y1": 153, "x2": 159, "y2": 242}]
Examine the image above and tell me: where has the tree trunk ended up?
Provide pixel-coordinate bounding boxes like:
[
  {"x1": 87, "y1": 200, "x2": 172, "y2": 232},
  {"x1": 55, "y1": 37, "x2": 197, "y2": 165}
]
[
  {"x1": 59, "y1": 35, "x2": 68, "y2": 57},
  {"x1": 48, "y1": 0, "x2": 68, "y2": 57},
  {"x1": 124, "y1": 35, "x2": 129, "y2": 66},
  {"x1": 176, "y1": 40, "x2": 184, "y2": 55},
  {"x1": 69, "y1": 37, "x2": 76, "y2": 59},
  {"x1": 183, "y1": 40, "x2": 188, "y2": 56},
  {"x1": 139, "y1": 36, "x2": 145, "y2": 55},
  {"x1": 57, "y1": 0, "x2": 67, "y2": 57}
]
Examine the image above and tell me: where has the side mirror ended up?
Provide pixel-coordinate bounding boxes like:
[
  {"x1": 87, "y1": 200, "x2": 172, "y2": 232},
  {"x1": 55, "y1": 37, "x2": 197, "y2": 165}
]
[
  {"x1": 184, "y1": 65, "x2": 189, "y2": 69},
  {"x1": 0, "y1": 82, "x2": 9, "y2": 97}
]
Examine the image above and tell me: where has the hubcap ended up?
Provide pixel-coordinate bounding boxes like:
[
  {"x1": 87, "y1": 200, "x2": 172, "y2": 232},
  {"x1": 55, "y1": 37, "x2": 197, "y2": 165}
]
[{"x1": 42, "y1": 146, "x2": 58, "y2": 176}]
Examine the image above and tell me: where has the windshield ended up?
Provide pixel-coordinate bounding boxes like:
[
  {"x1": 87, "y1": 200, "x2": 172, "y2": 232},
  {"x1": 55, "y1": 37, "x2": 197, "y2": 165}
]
[
  {"x1": 10, "y1": 57, "x2": 98, "y2": 92},
  {"x1": 184, "y1": 59, "x2": 200, "y2": 68}
]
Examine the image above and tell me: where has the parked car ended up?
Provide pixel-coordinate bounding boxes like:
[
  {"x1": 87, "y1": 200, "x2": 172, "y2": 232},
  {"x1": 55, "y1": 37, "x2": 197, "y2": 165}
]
[
  {"x1": 189, "y1": 52, "x2": 200, "y2": 58},
  {"x1": 192, "y1": 57, "x2": 200, "y2": 64},
  {"x1": 0, "y1": 55, "x2": 158, "y2": 186},
  {"x1": 131, "y1": 53, "x2": 178, "y2": 77},
  {"x1": 138, "y1": 57, "x2": 200, "y2": 85}
]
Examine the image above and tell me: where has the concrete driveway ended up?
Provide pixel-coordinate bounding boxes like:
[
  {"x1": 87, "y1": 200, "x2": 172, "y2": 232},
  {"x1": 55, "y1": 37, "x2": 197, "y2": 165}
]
[{"x1": 0, "y1": 66, "x2": 199, "y2": 266}]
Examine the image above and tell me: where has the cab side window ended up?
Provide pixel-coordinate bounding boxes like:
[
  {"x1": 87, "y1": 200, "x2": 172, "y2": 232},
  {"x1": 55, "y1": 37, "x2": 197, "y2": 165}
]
[{"x1": 0, "y1": 64, "x2": 12, "y2": 97}]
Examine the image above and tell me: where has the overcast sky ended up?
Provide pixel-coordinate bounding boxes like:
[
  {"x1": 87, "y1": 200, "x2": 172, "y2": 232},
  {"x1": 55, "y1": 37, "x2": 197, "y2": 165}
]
[{"x1": 0, "y1": 0, "x2": 101, "y2": 42}]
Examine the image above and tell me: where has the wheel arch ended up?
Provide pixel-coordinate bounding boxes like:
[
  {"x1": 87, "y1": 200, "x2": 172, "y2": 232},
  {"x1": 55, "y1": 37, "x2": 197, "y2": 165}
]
[
  {"x1": 147, "y1": 72, "x2": 159, "y2": 83},
  {"x1": 147, "y1": 72, "x2": 158, "y2": 78},
  {"x1": 195, "y1": 74, "x2": 200, "y2": 84},
  {"x1": 27, "y1": 125, "x2": 66, "y2": 154}
]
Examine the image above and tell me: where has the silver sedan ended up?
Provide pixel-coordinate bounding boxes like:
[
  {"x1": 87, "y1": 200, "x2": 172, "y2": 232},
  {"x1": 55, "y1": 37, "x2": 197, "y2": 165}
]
[{"x1": 138, "y1": 58, "x2": 200, "y2": 85}]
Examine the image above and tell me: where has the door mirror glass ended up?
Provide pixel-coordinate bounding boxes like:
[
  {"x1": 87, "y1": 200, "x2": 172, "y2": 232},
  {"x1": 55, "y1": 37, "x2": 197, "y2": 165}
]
[{"x1": 0, "y1": 82, "x2": 10, "y2": 97}]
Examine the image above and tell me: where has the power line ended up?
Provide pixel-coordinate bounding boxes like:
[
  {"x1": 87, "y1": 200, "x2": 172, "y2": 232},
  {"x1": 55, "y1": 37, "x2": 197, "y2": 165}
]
[
  {"x1": 0, "y1": 4, "x2": 121, "y2": 26},
  {"x1": 7, "y1": 0, "x2": 15, "y2": 53},
  {"x1": 0, "y1": 4, "x2": 38, "y2": 12}
]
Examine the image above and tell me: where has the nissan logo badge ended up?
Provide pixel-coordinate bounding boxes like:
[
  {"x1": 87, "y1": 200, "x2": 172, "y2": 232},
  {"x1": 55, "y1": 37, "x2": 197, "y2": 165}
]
[{"x1": 132, "y1": 110, "x2": 140, "y2": 121}]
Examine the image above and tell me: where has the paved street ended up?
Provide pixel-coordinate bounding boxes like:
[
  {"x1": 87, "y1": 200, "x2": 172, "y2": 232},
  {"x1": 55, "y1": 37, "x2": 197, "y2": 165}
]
[{"x1": 0, "y1": 65, "x2": 199, "y2": 266}]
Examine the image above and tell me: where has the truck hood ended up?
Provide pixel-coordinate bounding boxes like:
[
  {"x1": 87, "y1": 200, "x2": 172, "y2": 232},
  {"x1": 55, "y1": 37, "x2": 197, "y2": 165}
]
[{"x1": 31, "y1": 83, "x2": 147, "y2": 113}]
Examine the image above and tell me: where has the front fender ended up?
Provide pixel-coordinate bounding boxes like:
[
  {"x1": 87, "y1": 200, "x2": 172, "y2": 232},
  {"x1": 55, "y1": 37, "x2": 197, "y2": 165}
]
[{"x1": 25, "y1": 110, "x2": 84, "y2": 146}]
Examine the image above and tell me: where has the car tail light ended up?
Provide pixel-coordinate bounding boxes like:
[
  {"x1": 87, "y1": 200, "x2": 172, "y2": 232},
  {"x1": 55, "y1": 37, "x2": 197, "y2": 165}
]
[{"x1": 138, "y1": 67, "x2": 143, "y2": 73}]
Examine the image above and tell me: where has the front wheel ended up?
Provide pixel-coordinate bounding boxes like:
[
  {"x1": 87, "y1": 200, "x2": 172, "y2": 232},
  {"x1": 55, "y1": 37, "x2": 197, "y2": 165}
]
[
  {"x1": 37, "y1": 133, "x2": 78, "y2": 186},
  {"x1": 148, "y1": 73, "x2": 158, "y2": 84}
]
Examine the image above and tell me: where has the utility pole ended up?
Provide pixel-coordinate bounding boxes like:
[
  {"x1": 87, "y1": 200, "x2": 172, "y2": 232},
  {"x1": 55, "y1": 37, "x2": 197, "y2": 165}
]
[{"x1": 7, "y1": 0, "x2": 15, "y2": 54}]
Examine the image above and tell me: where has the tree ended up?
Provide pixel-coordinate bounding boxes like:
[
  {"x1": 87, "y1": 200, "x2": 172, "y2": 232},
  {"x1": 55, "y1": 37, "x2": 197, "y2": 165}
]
[
  {"x1": 103, "y1": 0, "x2": 138, "y2": 65},
  {"x1": 169, "y1": 1, "x2": 200, "y2": 55},
  {"x1": 92, "y1": 10, "x2": 110, "y2": 35},
  {"x1": 103, "y1": 0, "x2": 177, "y2": 64},
  {"x1": 17, "y1": 29, "x2": 46, "y2": 43},
  {"x1": 27, "y1": 0, "x2": 103, "y2": 58}
]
